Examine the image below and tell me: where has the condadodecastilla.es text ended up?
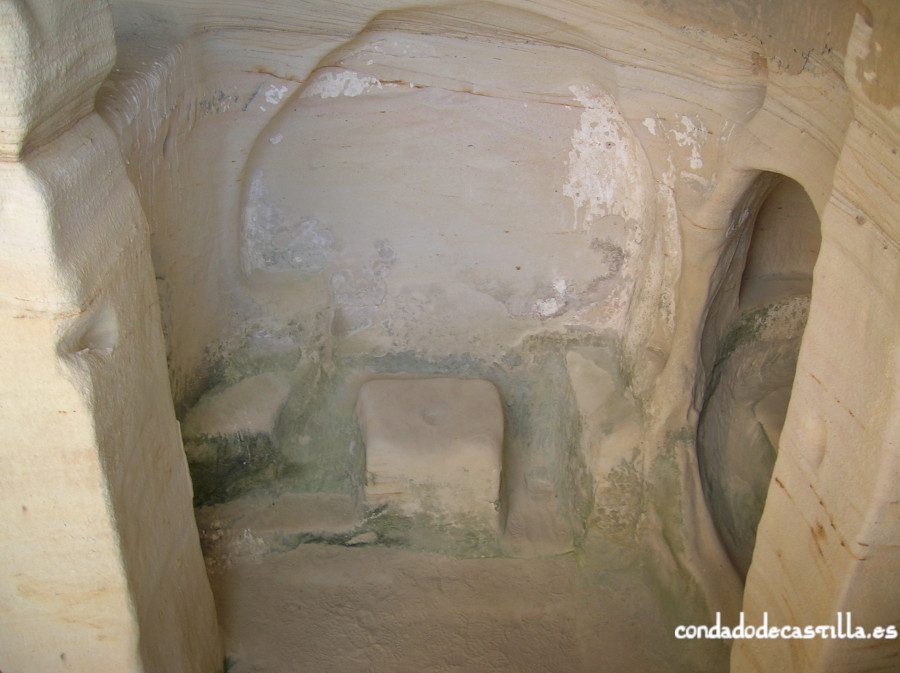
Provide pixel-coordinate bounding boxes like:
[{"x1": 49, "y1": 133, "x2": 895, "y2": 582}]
[{"x1": 676, "y1": 612, "x2": 899, "y2": 640}]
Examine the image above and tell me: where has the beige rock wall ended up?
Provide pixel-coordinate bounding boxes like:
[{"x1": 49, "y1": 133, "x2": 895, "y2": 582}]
[
  {"x1": 733, "y1": 10, "x2": 900, "y2": 672},
  {"x1": 0, "y1": 2, "x2": 220, "y2": 672}
]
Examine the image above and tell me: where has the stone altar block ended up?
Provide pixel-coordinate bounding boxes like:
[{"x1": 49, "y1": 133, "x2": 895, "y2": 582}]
[{"x1": 356, "y1": 377, "x2": 503, "y2": 525}]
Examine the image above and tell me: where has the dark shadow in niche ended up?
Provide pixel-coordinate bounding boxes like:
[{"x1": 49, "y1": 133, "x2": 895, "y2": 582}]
[{"x1": 697, "y1": 174, "x2": 821, "y2": 579}]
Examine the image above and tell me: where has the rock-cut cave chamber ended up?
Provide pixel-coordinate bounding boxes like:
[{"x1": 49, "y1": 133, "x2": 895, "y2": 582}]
[{"x1": 1, "y1": 1, "x2": 899, "y2": 672}]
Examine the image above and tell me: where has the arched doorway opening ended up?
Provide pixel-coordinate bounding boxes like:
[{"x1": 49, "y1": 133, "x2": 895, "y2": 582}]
[{"x1": 697, "y1": 174, "x2": 821, "y2": 579}]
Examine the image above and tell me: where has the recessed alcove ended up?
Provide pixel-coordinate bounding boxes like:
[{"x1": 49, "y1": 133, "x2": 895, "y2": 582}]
[
  {"x1": 738, "y1": 177, "x2": 821, "y2": 312},
  {"x1": 697, "y1": 174, "x2": 821, "y2": 579}
]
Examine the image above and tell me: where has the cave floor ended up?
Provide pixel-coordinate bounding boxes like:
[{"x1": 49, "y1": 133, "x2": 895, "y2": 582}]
[{"x1": 197, "y1": 492, "x2": 728, "y2": 673}]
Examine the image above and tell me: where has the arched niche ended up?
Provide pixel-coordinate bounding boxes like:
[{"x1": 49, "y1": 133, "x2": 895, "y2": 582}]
[
  {"x1": 697, "y1": 174, "x2": 821, "y2": 579},
  {"x1": 184, "y1": 3, "x2": 656, "y2": 555}
]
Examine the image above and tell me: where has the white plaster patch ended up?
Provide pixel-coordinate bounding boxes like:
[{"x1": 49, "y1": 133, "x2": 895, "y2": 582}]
[
  {"x1": 559, "y1": 86, "x2": 653, "y2": 332},
  {"x1": 563, "y1": 85, "x2": 648, "y2": 228},
  {"x1": 680, "y1": 171, "x2": 711, "y2": 190},
  {"x1": 536, "y1": 297, "x2": 564, "y2": 318},
  {"x1": 362, "y1": 37, "x2": 439, "y2": 60},
  {"x1": 265, "y1": 85, "x2": 289, "y2": 105},
  {"x1": 269, "y1": 133, "x2": 283, "y2": 145},
  {"x1": 642, "y1": 117, "x2": 658, "y2": 136},
  {"x1": 301, "y1": 69, "x2": 383, "y2": 99},
  {"x1": 669, "y1": 115, "x2": 707, "y2": 170},
  {"x1": 534, "y1": 275, "x2": 570, "y2": 319}
]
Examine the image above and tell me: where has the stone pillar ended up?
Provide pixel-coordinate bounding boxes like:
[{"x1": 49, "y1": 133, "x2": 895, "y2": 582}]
[
  {"x1": 0, "y1": 2, "x2": 221, "y2": 672},
  {"x1": 733, "y1": 9, "x2": 900, "y2": 673}
]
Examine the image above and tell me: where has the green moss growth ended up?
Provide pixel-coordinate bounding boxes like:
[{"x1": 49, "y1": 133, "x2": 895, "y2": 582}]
[
  {"x1": 187, "y1": 434, "x2": 304, "y2": 507},
  {"x1": 186, "y1": 326, "x2": 624, "y2": 557}
]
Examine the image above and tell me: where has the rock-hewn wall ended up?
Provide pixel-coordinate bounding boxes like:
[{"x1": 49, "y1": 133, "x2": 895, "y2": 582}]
[
  {"x1": 733, "y1": 9, "x2": 900, "y2": 672},
  {"x1": 0, "y1": 2, "x2": 221, "y2": 672}
]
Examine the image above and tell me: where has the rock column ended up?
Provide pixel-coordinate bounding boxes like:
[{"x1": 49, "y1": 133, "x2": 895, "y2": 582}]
[{"x1": 0, "y1": 2, "x2": 221, "y2": 672}]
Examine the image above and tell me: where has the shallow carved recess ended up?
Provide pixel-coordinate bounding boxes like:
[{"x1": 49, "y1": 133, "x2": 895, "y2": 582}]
[{"x1": 2, "y1": 0, "x2": 899, "y2": 672}]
